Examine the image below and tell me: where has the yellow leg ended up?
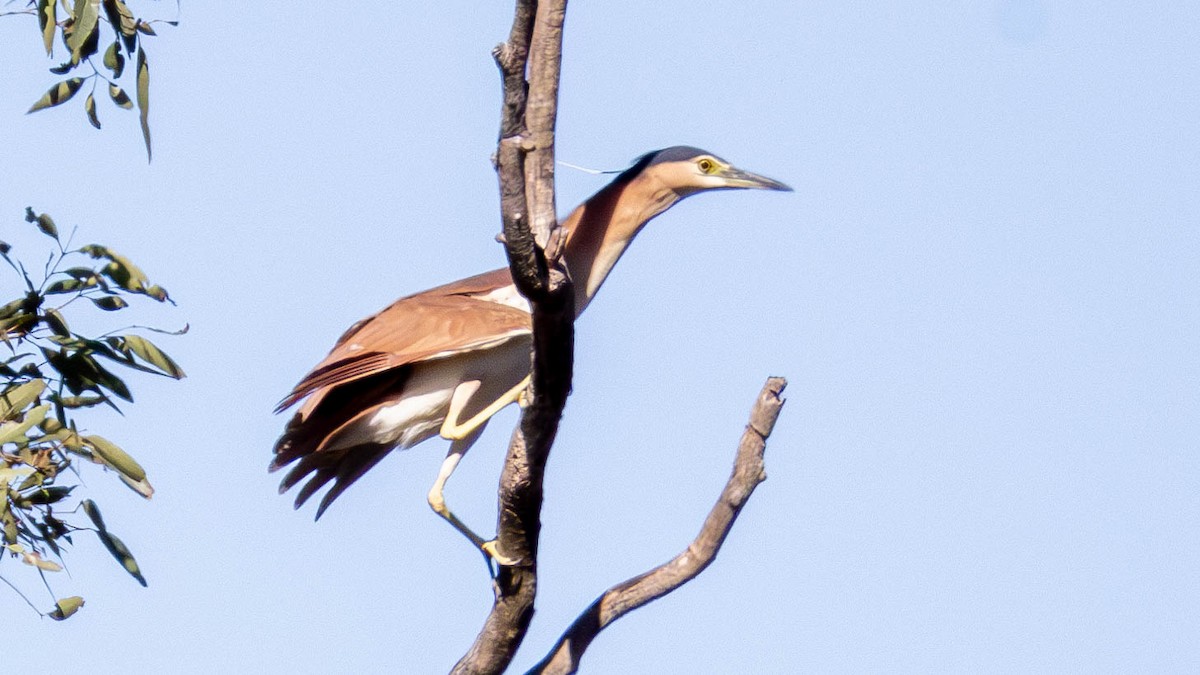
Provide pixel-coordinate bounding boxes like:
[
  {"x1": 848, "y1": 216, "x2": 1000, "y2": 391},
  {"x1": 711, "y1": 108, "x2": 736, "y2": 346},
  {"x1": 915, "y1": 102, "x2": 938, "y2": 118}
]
[
  {"x1": 426, "y1": 426, "x2": 521, "y2": 567},
  {"x1": 439, "y1": 375, "x2": 531, "y2": 441}
]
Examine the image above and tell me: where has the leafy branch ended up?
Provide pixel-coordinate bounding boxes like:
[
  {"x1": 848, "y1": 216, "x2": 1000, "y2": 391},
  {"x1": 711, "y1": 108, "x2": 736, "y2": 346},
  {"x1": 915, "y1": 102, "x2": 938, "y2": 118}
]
[
  {"x1": 16, "y1": 0, "x2": 178, "y2": 160},
  {"x1": 0, "y1": 208, "x2": 184, "y2": 620}
]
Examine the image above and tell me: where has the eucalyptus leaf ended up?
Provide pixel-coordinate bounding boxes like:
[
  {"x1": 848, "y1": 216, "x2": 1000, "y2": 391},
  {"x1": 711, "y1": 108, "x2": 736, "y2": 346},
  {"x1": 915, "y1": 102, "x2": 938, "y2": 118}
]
[
  {"x1": 68, "y1": 0, "x2": 99, "y2": 66},
  {"x1": 0, "y1": 403, "x2": 51, "y2": 445},
  {"x1": 123, "y1": 335, "x2": 185, "y2": 379},
  {"x1": 43, "y1": 308, "x2": 71, "y2": 337},
  {"x1": 85, "y1": 92, "x2": 101, "y2": 129},
  {"x1": 137, "y1": 46, "x2": 151, "y2": 160},
  {"x1": 96, "y1": 529, "x2": 147, "y2": 586},
  {"x1": 109, "y1": 83, "x2": 133, "y2": 109},
  {"x1": 38, "y1": 0, "x2": 56, "y2": 56},
  {"x1": 90, "y1": 295, "x2": 128, "y2": 311},
  {"x1": 27, "y1": 78, "x2": 85, "y2": 114},
  {"x1": 104, "y1": 41, "x2": 125, "y2": 78},
  {"x1": 50, "y1": 596, "x2": 85, "y2": 620},
  {"x1": 0, "y1": 379, "x2": 46, "y2": 422},
  {"x1": 81, "y1": 499, "x2": 107, "y2": 532},
  {"x1": 84, "y1": 434, "x2": 147, "y2": 483}
]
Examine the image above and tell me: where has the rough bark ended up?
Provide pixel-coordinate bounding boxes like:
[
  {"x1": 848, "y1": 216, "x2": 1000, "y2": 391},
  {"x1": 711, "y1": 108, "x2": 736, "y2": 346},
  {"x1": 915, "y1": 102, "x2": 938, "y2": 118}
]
[
  {"x1": 450, "y1": 2, "x2": 571, "y2": 674},
  {"x1": 527, "y1": 377, "x2": 789, "y2": 675}
]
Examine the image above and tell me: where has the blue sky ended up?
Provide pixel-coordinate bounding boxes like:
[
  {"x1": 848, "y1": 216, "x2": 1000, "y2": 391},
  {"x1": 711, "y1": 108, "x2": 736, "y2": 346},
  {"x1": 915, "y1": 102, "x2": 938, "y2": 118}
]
[{"x1": 2, "y1": 2, "x2": 1197, "y2": 672}]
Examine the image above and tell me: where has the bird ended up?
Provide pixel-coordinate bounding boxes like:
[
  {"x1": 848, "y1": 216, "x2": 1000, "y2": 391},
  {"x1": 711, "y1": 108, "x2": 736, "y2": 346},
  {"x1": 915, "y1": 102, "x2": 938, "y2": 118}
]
[{"x1": 271, "y1": 146, "x2": 790, "y2": 562}]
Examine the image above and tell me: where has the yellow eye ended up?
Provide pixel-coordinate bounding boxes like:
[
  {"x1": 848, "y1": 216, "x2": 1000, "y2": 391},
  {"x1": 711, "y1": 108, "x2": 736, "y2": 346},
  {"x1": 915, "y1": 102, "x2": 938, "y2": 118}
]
[{"x1": 697, "y1": 158, "x2": 717, "y2": 174}]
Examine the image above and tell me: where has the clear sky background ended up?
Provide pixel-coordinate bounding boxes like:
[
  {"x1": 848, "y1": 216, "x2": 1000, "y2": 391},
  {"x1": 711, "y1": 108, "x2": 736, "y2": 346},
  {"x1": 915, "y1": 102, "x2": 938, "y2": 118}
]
[{"x1": 2, "y1": 2, "x2": 1198, "y2": 673}]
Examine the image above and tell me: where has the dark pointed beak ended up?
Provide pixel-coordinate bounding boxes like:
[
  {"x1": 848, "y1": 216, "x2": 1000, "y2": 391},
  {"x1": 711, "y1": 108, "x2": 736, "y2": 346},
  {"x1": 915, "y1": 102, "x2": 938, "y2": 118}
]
[{"x1": 720, "y1": 166, "x2": 793, "y2": 192}]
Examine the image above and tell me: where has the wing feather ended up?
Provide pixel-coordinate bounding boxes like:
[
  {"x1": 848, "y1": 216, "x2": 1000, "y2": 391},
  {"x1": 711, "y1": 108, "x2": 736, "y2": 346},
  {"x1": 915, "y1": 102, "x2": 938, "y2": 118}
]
[
  {"x1": 276, "y1": 268, "x2": 531, "y2": 413},
  {"x1": 272, "y1": 267, "x2": 534, "y2": 517}
]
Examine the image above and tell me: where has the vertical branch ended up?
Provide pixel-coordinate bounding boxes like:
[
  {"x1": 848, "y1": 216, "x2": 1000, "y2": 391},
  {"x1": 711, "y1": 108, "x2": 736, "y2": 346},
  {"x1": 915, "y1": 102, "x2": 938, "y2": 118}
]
[
  {"x1": 522, "y1": 1, "x2": 567, "y2": 249},
  {"x1": 453, "y1": 1, "x2": 572, "y2": 674}
]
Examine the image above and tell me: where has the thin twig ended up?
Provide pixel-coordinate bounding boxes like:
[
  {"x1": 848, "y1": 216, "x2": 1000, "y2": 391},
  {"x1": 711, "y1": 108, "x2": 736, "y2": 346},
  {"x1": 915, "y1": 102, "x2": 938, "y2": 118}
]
[
  {"x1": 0, "y1": 573, "x2": 45, "y2": 617},
  {"x1": 528, "y1": 377, "x2": 788, "y2": 675}
]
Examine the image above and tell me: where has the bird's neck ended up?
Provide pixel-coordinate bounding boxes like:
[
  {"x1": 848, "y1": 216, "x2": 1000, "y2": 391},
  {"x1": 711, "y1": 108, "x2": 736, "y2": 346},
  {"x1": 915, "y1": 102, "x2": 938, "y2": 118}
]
[{"x1": 560, "y1": 174, "x2": 681, "y2": 316}]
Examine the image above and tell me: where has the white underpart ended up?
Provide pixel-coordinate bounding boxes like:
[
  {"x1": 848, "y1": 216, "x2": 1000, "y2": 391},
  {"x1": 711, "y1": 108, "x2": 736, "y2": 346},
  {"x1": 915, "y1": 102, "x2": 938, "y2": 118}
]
[{"x1": 359, "y1": 362, "x2": 468, "y2": 449}]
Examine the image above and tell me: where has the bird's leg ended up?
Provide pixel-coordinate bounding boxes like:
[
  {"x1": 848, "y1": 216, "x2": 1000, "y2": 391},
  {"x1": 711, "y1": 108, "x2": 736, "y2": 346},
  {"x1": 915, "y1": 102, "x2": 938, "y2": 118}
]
[
  {"x1": 427, "y1": 433, "x2": 485, "y2": 548},
  {"x1": 434, "y1": 380, "x2": 532, "y2": 570},
  {"x1": 426, "y1": 427, "x2": 517, "y2": 570},
  {"x1": 439, "y1": 375, "x2": 531, "y2": 441}
]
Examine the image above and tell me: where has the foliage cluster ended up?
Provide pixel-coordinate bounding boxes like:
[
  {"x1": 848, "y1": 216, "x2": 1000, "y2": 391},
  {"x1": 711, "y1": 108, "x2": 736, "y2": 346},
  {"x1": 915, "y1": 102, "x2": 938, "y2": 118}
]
[
  {"x1": 1, "y1": 209, "x2": 183, "y2": 619},
  {"x1": 15, "y1": 0, "x2": 177, "y2": 159}
]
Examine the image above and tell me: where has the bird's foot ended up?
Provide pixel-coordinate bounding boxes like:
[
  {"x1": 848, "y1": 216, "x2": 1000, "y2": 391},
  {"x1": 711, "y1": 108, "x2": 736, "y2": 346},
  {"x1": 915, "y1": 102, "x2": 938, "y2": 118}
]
[{"x1": 482, "y1": 539, "x2": 522, "y2": 568}]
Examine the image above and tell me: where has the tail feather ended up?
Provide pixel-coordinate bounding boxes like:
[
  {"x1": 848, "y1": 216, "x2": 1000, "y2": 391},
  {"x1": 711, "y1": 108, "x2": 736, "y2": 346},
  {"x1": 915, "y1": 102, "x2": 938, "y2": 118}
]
[
  {"x1": 270, "y1": 367, "x2": 411, "y2": 517},
  {"x1": 314, "y1": 444, "x2": 394, "y2": 520}
]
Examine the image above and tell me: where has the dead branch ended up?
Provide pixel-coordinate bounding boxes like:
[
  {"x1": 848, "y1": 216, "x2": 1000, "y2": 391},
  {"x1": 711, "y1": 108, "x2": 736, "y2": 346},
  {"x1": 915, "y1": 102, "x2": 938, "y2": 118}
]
[
  {"x1": 450, "y1": 1, "x2": 572, "y2": 674},
  {"x1": 527, "y1": 377, "x2": 789, "y2": 675}
]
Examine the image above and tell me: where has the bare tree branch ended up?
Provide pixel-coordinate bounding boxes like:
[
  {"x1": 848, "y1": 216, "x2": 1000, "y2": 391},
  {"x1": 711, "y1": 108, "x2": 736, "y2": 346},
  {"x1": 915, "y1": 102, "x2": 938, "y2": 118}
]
[
  {"x1": 451, "y1": 2, "x2": 572, "y2": 673},
  {"x1": 528, "y1": 377, "x2": 789, "y2": 675}
]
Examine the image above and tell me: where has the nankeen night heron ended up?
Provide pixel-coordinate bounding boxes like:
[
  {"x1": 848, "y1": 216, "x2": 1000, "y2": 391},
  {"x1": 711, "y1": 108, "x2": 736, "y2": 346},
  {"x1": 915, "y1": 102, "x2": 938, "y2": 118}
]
[{"x1": 272, "y1": 146, "x2": 790, "y2": 562}]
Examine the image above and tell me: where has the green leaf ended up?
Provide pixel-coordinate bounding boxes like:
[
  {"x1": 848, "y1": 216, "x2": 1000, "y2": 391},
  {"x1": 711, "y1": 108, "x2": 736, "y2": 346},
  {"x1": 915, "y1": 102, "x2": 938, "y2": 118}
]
[
  {"x1": 135, "y1": 20, "x2": 156, "y2": 36},
  {"x1": 90, "y1": 295, "x2": 128, "y2": 311},
  {"x1": 44, "y1": 278, "x2": 83, "y2": 295},
  {"x1": 109, "y1": 83, "x2": 133, "y2": 109},
  {"x1": 85, "y1": 92, "x2": 101, "y2": 129},
  {"x1": 38, "y1": 214, "x2": 58, "y2": 239},
  {"x1": 123, "y1": 335, "x2": 186, "y2": 379},
  {"x1": 50, "y1": 596, "x2": 85, "y2": 620},
  {"x1": 27, "y1": 78, "x2": 85, "y2": 113},
  {"x1": 1, "y1": 314, "x2": 37, "y2": 342},
  {"x1": 68, "y1": 0, "x2": 99, "y2": 66},
  {"x1": 89, "y1": 358, "x2": 133, "y2": 402},
  {"x1": 43, "y1": 308, "x2": 70, "y2": 338},
  {"x1": 38, "y1": 0, "x2": 56, "y2": 56},
  {"x1": 0, "y1": 403, "x2": 51, "y2": 445},
  {"x1": 136, "y1": 46, "x2": 151, "y2": 160},
  {"x1": 103, "y1": 40, "x2": 125, "y2": 78},
  {"x1": 58, "y1": 394, "x2": 107, "y2": 409},
  {"x1": 16, "y1": 469, "x2": 44, "y2": 491},
  {"x1": 102, "y1": 0, "x2": 137, "y2": 45},
  {"x1": 0, "y1": 467, "x2": 36, "y2": 486},
  {"x1": 0, "y1": 380, "x2": 47, "y2": 422},
  {"x1": 22, "y1": 485, "x2": 75, "y2": 505},
  {"x1": 145, "y1": 285, "x2": 171, "y2": 303},
  {"x1": 51, "y1": 349, "x2": 133, "y2": 402},
  {"x1": 81, "y1": 499, "x2": 107, "y2": 531},
  {"x1": 23, "y1": 207, "x2": 58, "y2": 239},
  {"x1": 96, "y1": 529, "x2": 147, "y2": 586},
  {"x1": 2, "y1": 503, "x2": 17, "y2": 544},
  {"x1": 81, "y1": 245, "x2": 150, "y2": 292},
  {"x1": 83, "y1": 434, "x2": 147, "y2": 483},
  {"x1": 39, "y1": 415, "x2": 63, "y2": 434},
  {"x1": 62, "y1": 267, "x2": 100, "y2": 281},
  {"x1": 0, "y1": 298, "x2": 24, "y2": 321}
]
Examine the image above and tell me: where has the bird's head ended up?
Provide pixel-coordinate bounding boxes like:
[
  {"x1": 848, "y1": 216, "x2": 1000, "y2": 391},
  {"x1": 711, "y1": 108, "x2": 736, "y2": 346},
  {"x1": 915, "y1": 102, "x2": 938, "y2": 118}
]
[{"x1": 620, "y1": 146, "x2": 793, "y2": 198}]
